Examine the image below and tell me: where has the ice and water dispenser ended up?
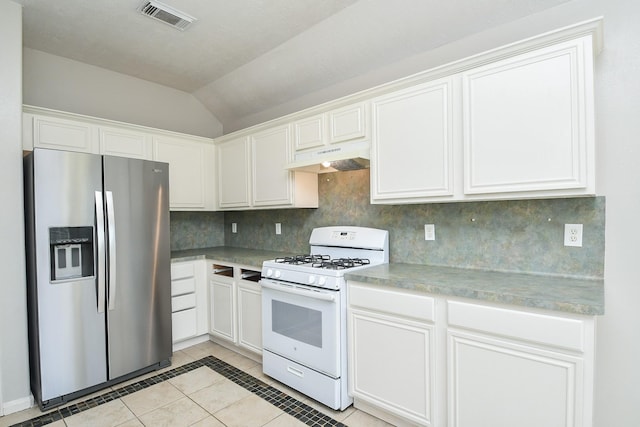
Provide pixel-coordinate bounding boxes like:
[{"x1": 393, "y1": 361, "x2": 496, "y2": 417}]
[{"x1": 49, "y1": 227, "x2": 94, "y2": 282}]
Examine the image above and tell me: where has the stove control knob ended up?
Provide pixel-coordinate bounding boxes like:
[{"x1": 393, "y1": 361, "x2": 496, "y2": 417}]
[
  {"x1": 308, "y1": 276, "x2": 316, "y2": 284},
  {"x1": 274, "y1": 270, "x2": 281, "y2": 279},
  {"x1": 318, "y1": 277, "x2": 327, "y2": 286},
  {"x1": 265, "y1": 269, "x2": 273, "y2": 277}
]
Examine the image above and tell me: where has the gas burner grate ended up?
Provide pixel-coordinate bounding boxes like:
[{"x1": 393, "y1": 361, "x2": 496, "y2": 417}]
[
  {"x1": 275, "y1": 254, "x2": 330, "y2": 265},
  {"x1": 312, "y1": 258, "x2": 371, "y2": 270}
]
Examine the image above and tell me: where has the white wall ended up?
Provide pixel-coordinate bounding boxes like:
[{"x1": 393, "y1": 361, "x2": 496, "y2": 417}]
[
  {"x1": 23, "y1": 48, "x2": 223, "y2": 138},
  {"x1": 0, "y1": 0, "x2": 31, "y2": 415}
]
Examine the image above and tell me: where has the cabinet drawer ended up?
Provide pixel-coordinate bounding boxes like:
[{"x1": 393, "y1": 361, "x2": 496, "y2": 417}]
[
  {"x1": 172, "y1": 308, "x2": 197, "y2": 342},
  {"x1": 349, "y1": 283, "x2": 435, "y2": 322},
  {"x1": 171, "y1": 262, "x2": 195, "y2": 280},
  {"x1": 172, "y1": 293, "x2": 196, "y2": 312},
  {"x1": 171, "y1": 277, "x2": 196, "y2": 296},
  {"x1": 448, "y1": 300, "x2": 585, "y2": 352}
]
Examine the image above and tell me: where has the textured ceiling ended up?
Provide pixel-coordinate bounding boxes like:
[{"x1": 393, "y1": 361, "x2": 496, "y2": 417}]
[{"x1": 16, "y1": 0, "x2": 571, "y2": 132}]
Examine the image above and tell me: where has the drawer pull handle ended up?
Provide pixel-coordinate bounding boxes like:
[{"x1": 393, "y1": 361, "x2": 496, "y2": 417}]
[{"x1": 287, "y1": 366, "x2": 304, "y2": 378}]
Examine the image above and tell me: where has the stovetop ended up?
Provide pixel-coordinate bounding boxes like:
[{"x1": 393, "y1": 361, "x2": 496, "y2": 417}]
[{"x1": 274, "y1": 254, "x2": 371, "y2": 270}]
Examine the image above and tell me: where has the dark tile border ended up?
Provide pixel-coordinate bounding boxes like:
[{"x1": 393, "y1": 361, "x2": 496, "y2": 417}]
[{"x1": 11, "y1": 355, "x2": 347, "y2": 427}]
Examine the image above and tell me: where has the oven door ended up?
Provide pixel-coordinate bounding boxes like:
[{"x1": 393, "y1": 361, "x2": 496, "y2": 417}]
[{"x1": 261, "y1": 278, "x2": 340, "y2": 378}]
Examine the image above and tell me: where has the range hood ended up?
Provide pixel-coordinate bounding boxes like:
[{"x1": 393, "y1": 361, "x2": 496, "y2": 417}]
[{"x1": 286, "y1": 140, "x2": 370, "y2": 173}]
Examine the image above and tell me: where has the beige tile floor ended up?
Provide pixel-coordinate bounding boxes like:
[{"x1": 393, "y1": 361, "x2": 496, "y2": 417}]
[{"x1": 0, "y1": 341, "x2": 394, "y2": 427}]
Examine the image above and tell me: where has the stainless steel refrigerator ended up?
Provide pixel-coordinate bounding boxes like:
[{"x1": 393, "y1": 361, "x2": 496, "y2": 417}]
[{"x1": 24, "y1": 148, "x2": 172, "y2": 410}]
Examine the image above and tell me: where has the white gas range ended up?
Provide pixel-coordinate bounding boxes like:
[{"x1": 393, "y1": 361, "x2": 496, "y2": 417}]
[{"x1": 260, "y1": 226, "x2": 389, "y2": 410}]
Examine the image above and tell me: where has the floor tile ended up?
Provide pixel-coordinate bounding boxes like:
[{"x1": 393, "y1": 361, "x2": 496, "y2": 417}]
[
  {"x1": 64, "y1": 399, "x2": 135, "y2": 427},
  {"x1": 304, "y1": 399, "x2": 356, "y2": 422},
  {"x1": 263, "y1": 412, "x2": 309, "y2": 426},
  {"x1": 115, "y1": 419, "x2": 144, "y2": 427},
  {"x1": 181, "y1": 341, "x2": 226, "y2": 360},
  {"x1": 121, "y1": 381, "x2": 184, "y2": 417},
  {"x1": 189, "y1": 378, "x2": 253, "y2": 414},
  {"x1": 244, "y1": 364, "x2": 276, "y2": 386},
  {"x1": 190, "y1": 416, "x2": 226, "y2": 427},
  {"x1": 138, "y1": 396, "x2": 209, "y2": 427},
  {"x1": 213, "y1": 394, "x2": 283, "y2": 427},
  {"x1": 169, "y1": 366, "x2": 226, "y2": 395},
  {"x1": 224, "y1": 352, "x2": 260, "y2": 372}
]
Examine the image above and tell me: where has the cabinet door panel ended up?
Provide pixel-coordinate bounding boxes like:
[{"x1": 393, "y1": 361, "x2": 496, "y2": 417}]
[
  {"x1": 349, "y1": 309, "x2": 433, "y2": 425},
  {"x1": 218, "y1": 138, "x2": 250, "y2": 208},
  {"x1": 209, "y1": 280, "x2": 235, "y2": 341},
  {"x1": 371, "y1": 78, "x2": 454, "y2": 202},
  {"x1": 449, "y1": 331, "x2": 582, "y2": 427},
  {"x1": 237, "y1": 282, "x2": 262, "y2": 354},
  {"x1": 251, "y1": 125, "x2": 293, "y2": 206},
  {"x1": 153, "y1": 136, "x2": 208, "y2": 209},
  {"x1": 99, "y1": 126, "x2": 151, "y2": 160},
  {"x1": 462, "y1": 38, "x2": 592, "y2": 194},
  {"x1": 294, "y1": 114, "x2": 325, "y2": 150},
  {"x1": 328, "y1": 103, "x2": 367, "y2": 144},
  {"x1": 33, "y1": 116, "x2": 96, "y2": 153}
]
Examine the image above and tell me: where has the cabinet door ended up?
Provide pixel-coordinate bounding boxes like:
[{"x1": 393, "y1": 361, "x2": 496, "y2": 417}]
[
  {"x1": 153, "y1": 136, "x2": 210, "y2": 210},
  {"x1": 218, "y1": 137, "x2": 251, "y2": 209},
  {"x1": 328, "y1": 102, "x2": 368, "y2": 144},
  {"x1": 371, "y1": 78, "x2": 454, "y2": 203},
  {"x1": 99, "y1": 126, "x2": 152, "y2": 160},
  {"x1": 237, "y1": 281, "x2": 262, "y2": 354},
  {"x1": 349, "y1": 309, "x2": 434, "y2": 426},
  {"x1": 251, "y1": 125, "x2": 293, "y2": 207},
  {"x1": 448, "y1": 330, "x2": 583, "y2": 427},
  {"x1": 293, "y1": 114, "x2": 325, "y2": 151},
  {"x1": 32, "y1": 115, "x2": 97, "y2": 153},
  {"x1": 462, "y1": 36, "x2": 594, "y2": 195},
  {"x1": 209, "y1": 279, "x2": 235, "y2": 342}
]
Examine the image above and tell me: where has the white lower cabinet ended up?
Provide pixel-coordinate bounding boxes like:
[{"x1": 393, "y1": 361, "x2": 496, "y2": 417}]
[
  {"x1": 347, "y1": 282, "x2": 595, "y2": 427},
  {"x1": 171, "y1": 260, "x2": 208, "y2": 344},
  {"x1": 208, "y1": 263, "x2": 262, "y2": 355},
  {"x1": 348, "y1": 282, "x2": 437, "y2": 426},
  {"x1": 447, "y1": 300, "x2": 594, "y2": 427}
]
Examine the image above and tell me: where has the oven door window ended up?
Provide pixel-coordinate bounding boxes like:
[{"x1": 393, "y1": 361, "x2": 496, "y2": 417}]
[{"x1": 262, "y1": 281, "x2": 340, "y2": 378}]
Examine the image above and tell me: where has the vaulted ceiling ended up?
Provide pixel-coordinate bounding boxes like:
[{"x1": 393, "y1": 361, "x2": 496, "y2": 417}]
[{"x1": 16, "y1": 0, "x2": 571, "y2": 132}]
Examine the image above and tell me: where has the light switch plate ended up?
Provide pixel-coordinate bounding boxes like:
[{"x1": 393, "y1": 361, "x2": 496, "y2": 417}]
[
  {"x1": 232, "y1": 223, "x2": 237, "y2": 233},
  {"x1": 275, "y1": 223, "x2": 282, "y2": 235},
  {"x1": 425, "y1": 224, "x2": 435, "y2": 241}
]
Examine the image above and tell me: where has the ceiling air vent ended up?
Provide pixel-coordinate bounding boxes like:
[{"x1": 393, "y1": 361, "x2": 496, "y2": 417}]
[{"x1": 138, "y1": 0, "x2": 196, "y2": 31}]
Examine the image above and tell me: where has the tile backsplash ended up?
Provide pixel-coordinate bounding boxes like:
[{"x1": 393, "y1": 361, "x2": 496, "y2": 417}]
[{"x1": 172, "y1": 170, "x2": 605, "y2": 279}]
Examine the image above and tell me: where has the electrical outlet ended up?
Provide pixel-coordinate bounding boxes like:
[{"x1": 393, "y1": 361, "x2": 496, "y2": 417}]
[
  {"x1": 424, "y1": 224, "x2": 435, "y2": 241},
  {"x1": 232, "y1": 223, "x2": 237, "y2": 233},
  {"x1": 275, "y1": 223, "x2": 282, "y2": 235},
  {"x1": 564, "y1": 224, "x2": 583, "y2": 247}
]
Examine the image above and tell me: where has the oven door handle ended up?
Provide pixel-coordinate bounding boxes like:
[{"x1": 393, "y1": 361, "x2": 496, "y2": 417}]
[{"x1": 261, "y1": 281, "x2": 336, "y2": 302}]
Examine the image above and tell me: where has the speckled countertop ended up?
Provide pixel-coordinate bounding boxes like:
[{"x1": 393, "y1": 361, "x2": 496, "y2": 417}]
[
  {"x1": 171, "y1": 248, "x2": 604, "y2": 316},
  {"x1": 345, "y1": 263, "x2": 604, "y2": 316},
  {"x1": 171, "y1": 247, "x2": 289, "y2": 269}
]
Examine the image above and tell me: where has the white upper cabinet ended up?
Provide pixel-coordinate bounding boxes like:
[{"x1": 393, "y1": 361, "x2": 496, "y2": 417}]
[
  {"x1": 328, "y1": 102, "x2": 368, "y2": 144},
  {"x1": 293, "y1": 102, "x2": 369, "y2": 152},
  {"x1": 28, "y1": 114, "x2": 97, "y2": 153},
  {"x1": 99, "y1": 126, "x2": 152, "y2": 160},
  {"x1": 153, "y1": 135, "x2": 215, "y2": 211},
  {"x1": 217, "y1": 137, "x2": 251, "y2": 209},
  {"x1": 251, "y1": 125, "x2": 294, "y2": 206},
  {"x1": 294, "y1": 114, "x2": 325, "y2": 151},
  {"x1": 371, "y1": 78, "x2": 454, "y2": 203},
  {"x1": 461, "y1": 36, "x2": 595, "y2": 197},
  {"x1": 216, "y1": 125, "x2": 318, "y2": 210}
]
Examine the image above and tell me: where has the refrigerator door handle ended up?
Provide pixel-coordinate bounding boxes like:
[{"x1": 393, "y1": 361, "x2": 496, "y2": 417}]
[
  {"x1": 106, "y1": 191, "x2": 117, "y2": 311},
  {"x1": 95, "y1": 191, "x2": 106, "y2": 313}
]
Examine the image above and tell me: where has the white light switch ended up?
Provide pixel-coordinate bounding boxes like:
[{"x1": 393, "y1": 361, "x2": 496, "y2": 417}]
[
  {"x1": 275, "y1": 223, "x2": 282, "y2": 235},
  {"x1": 425, "y1": 224, "x2": 435, "y2": 241},
  {"x1": 232, "y1": 223, "x2": 237, "y2": 233}
]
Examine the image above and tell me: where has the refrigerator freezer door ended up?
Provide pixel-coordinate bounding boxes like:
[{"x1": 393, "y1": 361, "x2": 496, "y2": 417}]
[
  {"x1": 103, "y1": 156, "x2": 172, "y2": 379},
  {"x1": 30, "y1": 149, "x2": 107, "y2": 402}
]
